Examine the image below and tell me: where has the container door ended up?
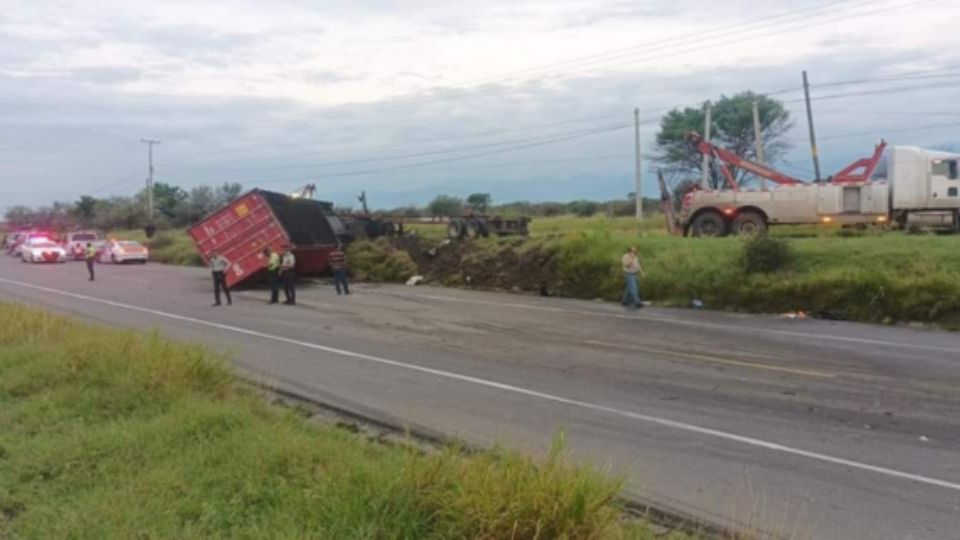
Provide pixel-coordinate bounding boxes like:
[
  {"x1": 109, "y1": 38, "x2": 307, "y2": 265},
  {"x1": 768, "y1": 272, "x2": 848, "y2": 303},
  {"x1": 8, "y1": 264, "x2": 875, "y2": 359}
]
[
  {"x1": 930, "y1": 158, "x2": 959, "y2": 209},
  {"x1": 842, "y1": 187, "x2": 861, "y2": 213}
]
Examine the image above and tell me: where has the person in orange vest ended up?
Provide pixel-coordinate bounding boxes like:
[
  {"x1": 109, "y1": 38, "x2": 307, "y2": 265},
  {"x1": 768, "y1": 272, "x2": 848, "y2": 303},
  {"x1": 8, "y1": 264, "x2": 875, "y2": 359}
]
[
  {"x1": 85, "y1": 243, "x2": 97, "y2": 281},
  {"x1": 264, "y1": 246, "x2": 281, "y2": 304}
]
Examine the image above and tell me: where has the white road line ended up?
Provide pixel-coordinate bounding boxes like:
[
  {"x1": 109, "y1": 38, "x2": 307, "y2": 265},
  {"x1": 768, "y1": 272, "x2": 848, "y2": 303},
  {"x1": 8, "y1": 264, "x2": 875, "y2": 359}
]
[
  {"x1": 2, "y1": 276, "x2": 959, "y2": 494},
  {"x1": 403, "y1": 292, "x2": 960, "y2": 355}
]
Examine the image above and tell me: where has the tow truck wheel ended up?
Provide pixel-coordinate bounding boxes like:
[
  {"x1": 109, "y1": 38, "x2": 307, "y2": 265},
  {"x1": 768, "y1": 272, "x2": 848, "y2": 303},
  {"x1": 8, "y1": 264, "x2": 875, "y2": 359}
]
[
  {"x1": 447, "y1": 219, "x2": 465, "y2": 240},
  {"x1": 690, "y1": 211, "x2": 728, "y2": 237},
  {"x1": 732, "y1": 211, "x2": 767, "y2": 236},
  {"x1": 465, "y1": 219, "x2": 481, "y2": 239}
]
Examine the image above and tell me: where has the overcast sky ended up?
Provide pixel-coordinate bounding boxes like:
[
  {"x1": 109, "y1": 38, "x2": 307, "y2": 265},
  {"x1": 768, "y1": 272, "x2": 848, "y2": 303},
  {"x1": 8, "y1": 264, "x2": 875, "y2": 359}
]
[{"x1": 2, "y1": 0, "x2": 959, "y2": 209}]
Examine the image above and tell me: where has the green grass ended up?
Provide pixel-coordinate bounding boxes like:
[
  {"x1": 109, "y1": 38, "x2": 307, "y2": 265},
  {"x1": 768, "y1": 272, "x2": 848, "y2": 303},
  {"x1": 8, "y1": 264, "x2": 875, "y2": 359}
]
[
  {"x1": 0, "y1": 303, "x2": 673, "y2": 539},
  {"x1": 110, "y1": 217, "x2": 960, "y2": 325}
]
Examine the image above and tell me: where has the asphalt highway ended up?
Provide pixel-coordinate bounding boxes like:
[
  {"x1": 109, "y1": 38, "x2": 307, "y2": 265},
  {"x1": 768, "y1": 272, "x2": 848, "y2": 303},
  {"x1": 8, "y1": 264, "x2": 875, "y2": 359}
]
[{"x1": 1, "y1": 257, "x2": 958, "y2": 539}]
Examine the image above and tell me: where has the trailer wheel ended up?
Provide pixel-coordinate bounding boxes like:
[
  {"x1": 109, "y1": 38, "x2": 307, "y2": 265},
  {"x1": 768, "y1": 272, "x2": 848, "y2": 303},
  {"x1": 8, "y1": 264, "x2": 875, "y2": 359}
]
[
  {"x1": 732, "y1": 211, "x2": 767, "y2": 236},
  {"x1": 465, "y1": 219, "x2": 482, "y2": 239},
  {"x1": 447, "y1": 219, "x2": 465, "y2": 240},
  {"x1": 690, "y1": 211, "x2": 728, "y2": 237}
]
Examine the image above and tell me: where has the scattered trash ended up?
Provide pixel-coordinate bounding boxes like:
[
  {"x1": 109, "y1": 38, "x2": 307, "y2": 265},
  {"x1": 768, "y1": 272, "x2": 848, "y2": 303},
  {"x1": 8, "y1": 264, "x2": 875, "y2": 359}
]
[
  {"x1": 405, "y1": 275, "x2": 423, "y2": 286},
  {"x1": 919, "y1": 435, "x2": 930, "y2": 442},
  {"x1": 692, "y1": 298, "x2": 704, "y2": 309},
  {"x1": 780, "y1": 310, "x2": 808, "y2": 319}
]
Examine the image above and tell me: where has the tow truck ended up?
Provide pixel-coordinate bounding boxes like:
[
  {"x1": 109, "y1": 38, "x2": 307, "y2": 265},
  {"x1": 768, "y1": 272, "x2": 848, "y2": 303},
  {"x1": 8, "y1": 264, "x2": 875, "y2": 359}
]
[{"x1": 679, "y1": 133, "x2": 960, "y2": 236}]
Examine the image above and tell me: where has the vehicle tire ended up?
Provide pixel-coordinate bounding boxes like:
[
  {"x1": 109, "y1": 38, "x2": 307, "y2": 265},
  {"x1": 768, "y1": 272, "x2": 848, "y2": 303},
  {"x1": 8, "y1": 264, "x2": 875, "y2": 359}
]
[
  {"x1": 690, "y1": 211, "x2": 729, "y2": 237},
  {"x1": 447, "y1": 219, "x2": 465, "y2": 240},
  {"x1": 465, "y1": 219, "x2": 481, "y2": 239},
  {"x1": 731, "y1": 211, "x2": 767, "y2": 236}
]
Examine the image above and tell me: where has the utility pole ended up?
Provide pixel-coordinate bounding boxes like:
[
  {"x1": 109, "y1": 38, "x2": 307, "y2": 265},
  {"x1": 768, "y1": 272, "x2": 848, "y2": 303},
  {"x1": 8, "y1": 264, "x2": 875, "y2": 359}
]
[
  {"x1": 802, "y1": 71, "x2": 822, "y2": 182},
  {"x1": 141, "y1": 139, "x2": 161, "y2": 221},
  {"x1": 752, "y1": 99, "x2": 767, "y2": 191},
  {"x1": 634, "y1": 107, "x2": 642, "y2": 221},
  {"x1": 701, "y1": 102, "x2": 712, "y2": 188}
]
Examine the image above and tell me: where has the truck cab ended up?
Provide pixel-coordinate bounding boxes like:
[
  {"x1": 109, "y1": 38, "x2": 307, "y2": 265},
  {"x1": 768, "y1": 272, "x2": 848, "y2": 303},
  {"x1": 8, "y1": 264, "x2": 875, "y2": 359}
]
[{"x1": 885, "y1": 147, "x2": 960, "y2": 228}]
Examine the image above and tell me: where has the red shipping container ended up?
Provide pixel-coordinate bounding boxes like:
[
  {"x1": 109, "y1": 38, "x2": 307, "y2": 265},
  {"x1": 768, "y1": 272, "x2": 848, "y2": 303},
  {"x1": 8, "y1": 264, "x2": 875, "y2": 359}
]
[{"x1": 188, "y1": 189, "x2": 348, "y2": 288}]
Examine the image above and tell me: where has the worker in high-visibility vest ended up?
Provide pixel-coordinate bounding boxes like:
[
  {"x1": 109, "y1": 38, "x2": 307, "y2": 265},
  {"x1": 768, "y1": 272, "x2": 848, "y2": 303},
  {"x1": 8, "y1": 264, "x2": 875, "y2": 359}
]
[
  {"x1": 280, "y1": 245, "x2": 296, "y2": 305},
  {"x1": 264, "y1": 246, "x2": 281, "y2": 304},
  {"x1": 85, "y1": 243, "x2": 97, "y2": 281}
]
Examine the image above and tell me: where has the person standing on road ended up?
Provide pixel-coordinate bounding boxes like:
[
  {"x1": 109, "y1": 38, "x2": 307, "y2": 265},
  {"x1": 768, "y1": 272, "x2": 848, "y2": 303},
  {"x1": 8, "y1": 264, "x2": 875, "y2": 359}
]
[
  {"x1": 281, "y1": 245, "x2": 296, "y2": 305},
  {"x1": 621, "y1": 246, "x2": 646, "y2": 310},
  {"x1": 85, "y1": 243, "x2": 97, "y2": 281},
  {"x1": 264, "y1": 246, "x2": 281, "y2": 304},
  {"x1": 329, "y1": 245, "x2": 349, "y2": 295},
  {"x1": 209, "y1": 251, "x2": 232, "y2": 306}
]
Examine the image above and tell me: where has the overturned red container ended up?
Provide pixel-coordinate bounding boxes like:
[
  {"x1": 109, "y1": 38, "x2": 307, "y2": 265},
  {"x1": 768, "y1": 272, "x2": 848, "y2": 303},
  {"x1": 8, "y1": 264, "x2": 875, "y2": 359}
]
[{"x1": 188, "y1": 189, "x2": 348, "y2": 289}]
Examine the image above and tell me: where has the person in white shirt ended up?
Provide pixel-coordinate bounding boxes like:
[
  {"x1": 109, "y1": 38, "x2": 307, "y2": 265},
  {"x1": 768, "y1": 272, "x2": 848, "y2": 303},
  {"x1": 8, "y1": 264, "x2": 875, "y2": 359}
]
[
  {"x1": 209, "y1": 251, "x2": 231, "y2": 306},
  {"x1": 621, "y1": 246, "x2": 646, "y2": 310},
  {"x1": 280, "y1": 245, "x2": 296, "y2": 305}
]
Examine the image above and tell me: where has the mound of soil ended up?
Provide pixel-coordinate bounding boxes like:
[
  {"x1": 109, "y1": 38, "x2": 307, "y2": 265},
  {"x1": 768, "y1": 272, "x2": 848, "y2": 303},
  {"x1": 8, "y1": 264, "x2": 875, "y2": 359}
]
[{"x1": 391, "y1": 236, "x2": 558, "y2": 294}]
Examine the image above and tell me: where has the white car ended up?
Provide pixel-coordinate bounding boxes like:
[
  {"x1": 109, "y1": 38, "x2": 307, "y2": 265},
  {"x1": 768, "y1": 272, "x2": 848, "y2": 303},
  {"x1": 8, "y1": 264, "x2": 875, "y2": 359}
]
[
  {"x1": 63, "y1": 231, "x2": 103, "y2": 260},
  {"x1": 98, "y1": 240, "x2": 149, "y2": 264},
  {"x1": 20, "y1": 238, "x2": 67, "y2": 263}
]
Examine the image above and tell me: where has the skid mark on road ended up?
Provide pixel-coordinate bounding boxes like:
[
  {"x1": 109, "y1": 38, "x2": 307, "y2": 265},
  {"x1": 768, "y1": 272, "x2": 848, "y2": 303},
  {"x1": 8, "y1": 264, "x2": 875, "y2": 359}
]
[
  {"x1": 585, "y1": 339, "x2": 837, "y2": 378},
  {"x1": 2, "y1": 276, "x2": 959, "y2": 494},
  {"x1": 396, "y1": 292, "x2": 960, "y2": 355}
]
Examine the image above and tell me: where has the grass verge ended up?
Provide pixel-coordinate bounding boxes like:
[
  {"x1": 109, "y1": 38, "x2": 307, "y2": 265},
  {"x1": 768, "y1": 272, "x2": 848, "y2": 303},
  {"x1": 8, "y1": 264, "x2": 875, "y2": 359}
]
[
  {"x1": 350, "y1": 221, "x2": 960, "y2": 326},
  {"x1": 0, "y1": 302, "x2": 674, "y2": 539}
]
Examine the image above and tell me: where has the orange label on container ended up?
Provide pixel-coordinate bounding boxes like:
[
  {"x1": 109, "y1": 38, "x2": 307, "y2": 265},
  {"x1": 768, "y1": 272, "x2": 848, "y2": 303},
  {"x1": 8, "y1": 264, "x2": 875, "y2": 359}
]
[{"x1": 235, "y1": 203, "x2": 249, "y2": 218}]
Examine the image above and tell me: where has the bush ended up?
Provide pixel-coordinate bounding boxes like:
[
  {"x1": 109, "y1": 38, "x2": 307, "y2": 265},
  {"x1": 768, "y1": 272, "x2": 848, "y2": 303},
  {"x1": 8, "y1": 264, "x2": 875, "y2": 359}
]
[
  {"x1": 348, "y1": 239, "x2": 419, "y2": 282},
  {"x1": 741, "y1": 236, "x2": 792, "y2": 274}
]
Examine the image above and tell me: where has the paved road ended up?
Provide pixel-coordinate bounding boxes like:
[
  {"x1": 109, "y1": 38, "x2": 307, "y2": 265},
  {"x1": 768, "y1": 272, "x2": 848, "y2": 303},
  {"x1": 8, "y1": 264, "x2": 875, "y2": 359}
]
[{"x1": 1, "y1": 257, "x2": 958, "y2": 539}]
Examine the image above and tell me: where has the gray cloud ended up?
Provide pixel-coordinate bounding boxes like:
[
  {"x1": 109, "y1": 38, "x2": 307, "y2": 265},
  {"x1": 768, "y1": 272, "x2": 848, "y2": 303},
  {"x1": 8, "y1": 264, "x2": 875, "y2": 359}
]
[{"x1": 1, "y1": 1, "x2": 958, "y2": 208}]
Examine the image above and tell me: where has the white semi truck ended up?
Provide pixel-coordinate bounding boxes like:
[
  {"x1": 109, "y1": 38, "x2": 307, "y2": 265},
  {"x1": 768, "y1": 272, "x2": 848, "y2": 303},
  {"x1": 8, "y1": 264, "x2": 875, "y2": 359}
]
[{"x1": 679, "y1": 133, "x2": 960, "y2": 236}]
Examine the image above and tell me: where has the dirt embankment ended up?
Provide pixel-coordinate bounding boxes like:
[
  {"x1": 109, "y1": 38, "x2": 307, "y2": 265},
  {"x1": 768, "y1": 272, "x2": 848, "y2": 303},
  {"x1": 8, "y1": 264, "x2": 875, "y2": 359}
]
[{"x1": 388, "y1": 236, "x2": 560, "y2": 294}]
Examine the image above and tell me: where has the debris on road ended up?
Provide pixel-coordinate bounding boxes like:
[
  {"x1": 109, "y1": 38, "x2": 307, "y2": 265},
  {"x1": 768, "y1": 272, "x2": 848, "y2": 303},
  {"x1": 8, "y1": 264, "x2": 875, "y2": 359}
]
[{"x1": 406, "y1": 275, "x2": 424, "y2": 286}]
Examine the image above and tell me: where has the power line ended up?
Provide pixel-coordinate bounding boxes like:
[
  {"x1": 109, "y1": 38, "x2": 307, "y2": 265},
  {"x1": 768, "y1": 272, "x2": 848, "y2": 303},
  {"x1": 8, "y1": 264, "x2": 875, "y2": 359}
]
[
  {"x1": 785, "y1": 81, "x2": 960, "y2": 103},
  {"x1": 814, "y1": 121, "x2": 960, "y2": 141},
  {"x1": 167, "y1": 116, "x2": 661, "y2": 175},
  {"x1": 176, "y1": 123, "x2": 632, "y2": 188},
  {"x1": 160, "y1": 0, "x2": 908, "y2": 164}
]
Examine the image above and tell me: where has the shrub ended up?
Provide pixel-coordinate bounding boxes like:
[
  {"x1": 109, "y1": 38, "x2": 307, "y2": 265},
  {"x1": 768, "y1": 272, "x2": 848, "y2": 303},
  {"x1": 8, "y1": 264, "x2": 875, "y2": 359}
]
[
  {"x1": 742, "y1": 236, "x2": 792, "y2": 274},
  {"x1": 348, "y1": 239, "x2": 419, "y2": 282}
]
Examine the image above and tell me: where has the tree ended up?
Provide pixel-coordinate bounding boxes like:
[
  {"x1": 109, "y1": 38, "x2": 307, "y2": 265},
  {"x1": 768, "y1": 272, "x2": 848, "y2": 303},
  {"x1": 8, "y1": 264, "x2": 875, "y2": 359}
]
[
  {"x1": 175, "y1": 186, "x2": 216, "y2": 226},
  {"x1": 142, "y1": 182, "x2": 188, "y2": 221},
  {"x1": 427, "y1": 195, "x2": 463, "y2": 217},
  {"x1": 72, "y1": 196, "x2": 98, "y2": 227},
  {"x1": 4, "y1": 206, "x2": 34, "y2": 228},
  {"x1": 567, "y1": 200, "x2": 599, "y2": 217},
  {"x1": 214, "y1": 182, "x2": 243, "y2": 206},
  {"x1": 466, "y1": 193, "x2": 491, "y2": 213},
  {"x1": 654, "y1": 91, "x2": 792, "y2": 189}
]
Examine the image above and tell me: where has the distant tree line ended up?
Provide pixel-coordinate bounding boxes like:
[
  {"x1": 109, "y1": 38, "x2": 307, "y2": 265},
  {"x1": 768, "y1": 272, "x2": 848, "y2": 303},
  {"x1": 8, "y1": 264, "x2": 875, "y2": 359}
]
[
  {"x1": 4, "y1": 182, "x2": 243, "y2": 232},
  {"x1": 364, "y1": 193, "x2": 662, "y2": 219}
]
